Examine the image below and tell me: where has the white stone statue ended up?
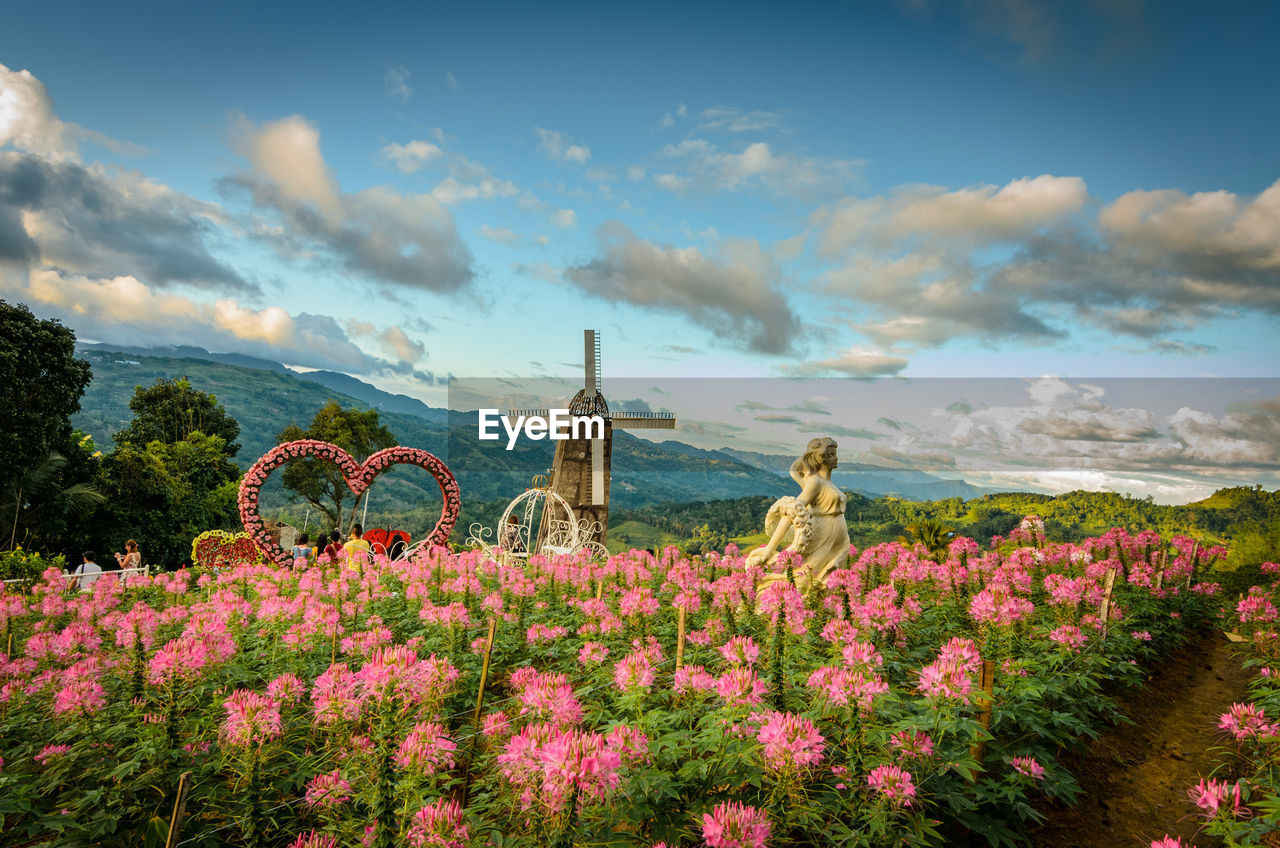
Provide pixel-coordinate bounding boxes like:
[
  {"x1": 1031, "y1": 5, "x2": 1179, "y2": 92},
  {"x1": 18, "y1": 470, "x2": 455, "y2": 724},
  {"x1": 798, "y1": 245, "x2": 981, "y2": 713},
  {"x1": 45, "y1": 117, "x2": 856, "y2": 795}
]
[{"x1": 746, "y1": 437, "x2": 850, "y2": 591}]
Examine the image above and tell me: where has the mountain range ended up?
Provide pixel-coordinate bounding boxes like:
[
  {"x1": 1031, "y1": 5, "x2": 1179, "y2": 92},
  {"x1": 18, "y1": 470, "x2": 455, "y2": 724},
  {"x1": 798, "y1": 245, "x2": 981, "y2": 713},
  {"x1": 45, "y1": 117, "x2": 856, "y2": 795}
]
[{"x1": 72, "y1": 343, "x2": 992, "y2": 507}]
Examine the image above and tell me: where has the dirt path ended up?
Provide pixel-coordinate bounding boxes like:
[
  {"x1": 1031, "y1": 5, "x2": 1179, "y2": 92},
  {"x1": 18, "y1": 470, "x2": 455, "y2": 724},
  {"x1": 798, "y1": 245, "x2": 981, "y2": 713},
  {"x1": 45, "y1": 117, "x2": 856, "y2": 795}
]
[{"x1": 1030, "y1": 631, "x2": 1252, "y2": 848}]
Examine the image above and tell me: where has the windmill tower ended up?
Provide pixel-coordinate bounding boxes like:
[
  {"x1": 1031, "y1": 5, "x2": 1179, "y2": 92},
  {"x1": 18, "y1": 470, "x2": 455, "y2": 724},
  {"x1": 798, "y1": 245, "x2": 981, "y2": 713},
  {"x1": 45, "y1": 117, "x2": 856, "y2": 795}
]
[{"x1": 512, "y1": 330, "x2": 676, "y2": 546}]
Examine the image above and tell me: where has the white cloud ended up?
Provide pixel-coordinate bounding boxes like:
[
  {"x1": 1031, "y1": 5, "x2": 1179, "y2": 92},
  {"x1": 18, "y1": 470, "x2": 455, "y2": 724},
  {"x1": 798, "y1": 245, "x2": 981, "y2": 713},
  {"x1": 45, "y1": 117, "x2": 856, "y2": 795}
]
[
  {"x1": 655, "y1": 138, "x2": 862, "y2": 198},
  {"x1": 0, "y1": 62, "x2": 73, "y2": 159},
  {"x1": 817, "y1": 175, "x2": 1088, "y2": 255},
  {"x1": 8, "y1": 267, "x2": 426, "y2": 377},
  {"x1": 385, "y1": 64, "x2": 412, "y2": 101},
  {"x1": 378, "y1": 140, "x2": 444, "y2": 174},
  {"x1": 478, "y1": 224, "x2": 519, "y2": 245},
  {"x1": 782, "y1": 348, "x2": 909, "y2": 378},
  {"x1": 625, "y1": 165, "x2": 645, "y2": 181},
  {"x1": 446, "y1": 71, "x2": 459, "y2": 92},
  {"x1": 225, "y1": 114, "x2": 474, "y2": 293},
  {"x1": 551, "y1": 208, "x2": 576, "y2": 229},
  {"x1": 564, "y1": 222, "x2": 800, "y2": 354},
  {"x1": 697, "y1": 106, "x2": 786, "y2": 132},
  {"x1": 534, "y1": 127, "x2": 591, "y2": 164}
]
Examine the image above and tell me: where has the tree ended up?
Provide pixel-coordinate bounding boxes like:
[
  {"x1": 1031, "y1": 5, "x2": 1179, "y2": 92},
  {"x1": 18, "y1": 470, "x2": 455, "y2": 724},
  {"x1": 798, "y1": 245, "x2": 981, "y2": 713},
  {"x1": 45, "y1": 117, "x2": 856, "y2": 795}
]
[
  {"x1": 2, "y1": 440, "x2": 106, "y2": 550},
  {"x1": 96, "y1": 432, "x2": 240, "y2": 566},
  {"x1": 0, "y1": 300, "x2": 92, "y2": 499},
  {"x1": 277, "y1": 401, "x2": 397, "y2": 531},
  {"x1": 114, "y1": 377, "x2": 241, "y2": 456}
]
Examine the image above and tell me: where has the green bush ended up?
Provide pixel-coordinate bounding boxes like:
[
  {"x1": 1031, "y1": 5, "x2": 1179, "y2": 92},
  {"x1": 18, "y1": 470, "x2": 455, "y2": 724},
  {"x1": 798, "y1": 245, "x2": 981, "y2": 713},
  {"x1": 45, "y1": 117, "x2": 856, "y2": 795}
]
[{"x1": 0, "y1": 547, "x2": 67, "y2": 581}]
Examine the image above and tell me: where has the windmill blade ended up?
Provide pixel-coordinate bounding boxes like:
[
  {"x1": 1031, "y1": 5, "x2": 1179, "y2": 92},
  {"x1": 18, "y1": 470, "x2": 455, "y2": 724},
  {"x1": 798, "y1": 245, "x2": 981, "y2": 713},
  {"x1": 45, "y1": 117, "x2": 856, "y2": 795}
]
[
  {"x1": 591, "y1": 435, "x2": 604, "y2": 505},
  {"x1": 584, "y1": 329, "x2": 598, "y2": 395}
]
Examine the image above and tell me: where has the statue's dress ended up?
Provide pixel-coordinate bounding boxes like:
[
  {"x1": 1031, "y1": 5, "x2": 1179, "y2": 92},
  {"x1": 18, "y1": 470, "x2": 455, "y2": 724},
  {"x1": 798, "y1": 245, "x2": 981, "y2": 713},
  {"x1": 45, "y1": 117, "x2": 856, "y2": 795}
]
[{"x1": 760, "y1": 476, "x2": 850, "y2": 591}]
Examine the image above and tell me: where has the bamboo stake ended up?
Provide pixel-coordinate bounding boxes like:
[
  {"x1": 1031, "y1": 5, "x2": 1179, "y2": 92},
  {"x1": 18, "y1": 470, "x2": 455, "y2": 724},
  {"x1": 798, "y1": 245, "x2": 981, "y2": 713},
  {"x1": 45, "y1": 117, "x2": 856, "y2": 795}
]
[
  {"x1": 471, "y1": 617, "x2": 499, "y2": 729},
  {"x1": 968, "y1": 660, "x2": 997, "y2": 766},
  {"x1": 675, "y1": 606, "x2": 688, "y2": 672},
  {"x1": 461, "y1": 617, "x2": 500, "y2": 807},
  {"x1": 164, "y1": 771, "x2": 193, "y2": 848},
  {"x1": 1099, "y1": 568, "x2": 1118, "y2": 639}
]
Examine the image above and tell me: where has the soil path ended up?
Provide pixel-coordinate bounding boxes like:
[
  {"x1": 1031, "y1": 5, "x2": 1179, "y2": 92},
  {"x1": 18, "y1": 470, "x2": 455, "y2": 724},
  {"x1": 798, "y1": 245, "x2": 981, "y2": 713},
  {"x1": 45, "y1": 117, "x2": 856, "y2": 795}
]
[{"x1": 1030, "y1": 631, "x2": 1252, "y2": 848}]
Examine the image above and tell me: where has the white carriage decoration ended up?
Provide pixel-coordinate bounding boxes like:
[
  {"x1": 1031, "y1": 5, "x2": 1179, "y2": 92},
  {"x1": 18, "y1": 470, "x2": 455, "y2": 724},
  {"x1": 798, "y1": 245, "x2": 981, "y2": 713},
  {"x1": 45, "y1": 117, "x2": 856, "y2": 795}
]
[{"x1": 468, "y1": 475, "x2": 608, "y2": 561}]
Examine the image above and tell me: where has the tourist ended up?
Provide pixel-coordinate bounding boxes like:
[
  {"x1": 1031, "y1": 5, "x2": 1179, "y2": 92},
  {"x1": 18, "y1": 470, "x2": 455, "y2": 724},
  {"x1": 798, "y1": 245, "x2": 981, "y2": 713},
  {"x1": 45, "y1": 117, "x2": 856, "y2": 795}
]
[
  {"x1": 322, "y1": 531, "x2": 343, "y2": 562},
  {"x1": 291, "y1": 533, "x2": 313, "y2": 563},
  {"x1": 73, "y1": 550, "x2": 103, "y2": 590},
  {"x1": 114, "y1": 539, "x2": 141, "y2": 573},
  {"x1": 344, "y1": 524, "x2": 371, "y2": 560}
]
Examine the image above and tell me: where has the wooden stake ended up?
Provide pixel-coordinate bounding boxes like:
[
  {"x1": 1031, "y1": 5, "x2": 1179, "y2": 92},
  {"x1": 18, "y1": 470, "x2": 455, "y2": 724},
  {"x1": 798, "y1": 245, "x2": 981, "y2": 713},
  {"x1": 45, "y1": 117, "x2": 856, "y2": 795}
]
[
  {"x1": 1099, "y1": 567, "x2": 1118, "y2": 639},
  {"x1": 968, "y1": 660, "x2": 997, "y2": 766},
  {"x1": 461, "y1": 617, "x2": 499, "y2": 808},
  {"x1": 1154, "y1": 549, "x2": 1167, "y2": 591},
  {"x1": 471, "y1": 617, "x2": 499, "y2": 729},
  {"x1": 164, "y1": 771, "x2": 193, "y2": 848},
  {"x1": 595, "y1": 580, "x2": 604, "y2": 601},
  {"x1": 675, "y1": 606, "x2": 688, "y2": 672}
]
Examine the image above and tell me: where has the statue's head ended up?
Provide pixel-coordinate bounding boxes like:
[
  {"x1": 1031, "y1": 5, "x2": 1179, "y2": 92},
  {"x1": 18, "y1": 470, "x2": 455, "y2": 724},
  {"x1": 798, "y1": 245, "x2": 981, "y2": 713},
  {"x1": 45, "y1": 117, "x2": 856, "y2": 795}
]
[{"x1": 797, "y1": 437, "x2": 838, "y2": 476}]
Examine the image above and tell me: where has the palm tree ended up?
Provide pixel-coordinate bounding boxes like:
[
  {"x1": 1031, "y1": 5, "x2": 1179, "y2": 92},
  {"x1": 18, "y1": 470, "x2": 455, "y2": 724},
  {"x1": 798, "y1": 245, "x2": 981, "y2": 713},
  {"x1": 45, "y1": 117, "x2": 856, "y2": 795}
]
[
  {"x1": 3, "y1": 451, "x2": 106, "y2": 549},
  {"x1": 900, "y1": 517, "x2": 956, "y2": 558}
]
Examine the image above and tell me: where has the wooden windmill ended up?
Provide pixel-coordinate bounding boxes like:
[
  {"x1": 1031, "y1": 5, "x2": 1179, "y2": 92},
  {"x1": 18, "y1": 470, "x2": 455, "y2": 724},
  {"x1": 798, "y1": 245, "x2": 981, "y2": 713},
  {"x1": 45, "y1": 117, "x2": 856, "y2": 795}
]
[{"x1": 512, "y1": 329, "x2": 676, "y2": 545}]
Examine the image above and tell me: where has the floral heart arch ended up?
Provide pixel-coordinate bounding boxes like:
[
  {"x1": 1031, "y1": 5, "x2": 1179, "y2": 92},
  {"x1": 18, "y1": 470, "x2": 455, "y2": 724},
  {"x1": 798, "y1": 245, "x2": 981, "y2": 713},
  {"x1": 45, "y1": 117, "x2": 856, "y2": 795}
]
[{"x1": 237, "y1": 439, "x2": 461, "y2": 567}]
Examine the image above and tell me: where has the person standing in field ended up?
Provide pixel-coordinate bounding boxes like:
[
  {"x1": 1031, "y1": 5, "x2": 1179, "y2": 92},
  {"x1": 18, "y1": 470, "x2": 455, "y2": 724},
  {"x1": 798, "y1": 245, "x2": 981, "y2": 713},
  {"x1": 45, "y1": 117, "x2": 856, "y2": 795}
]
[
  {"x1": 291, "y1": 533, "x2": 313, "y2": 563},
  {"x1": 322, "y1": 531, "x2": 343, "y2": 562},
  {"x1": 344, "y1": 524, "x2": 371, "y2": 561}
]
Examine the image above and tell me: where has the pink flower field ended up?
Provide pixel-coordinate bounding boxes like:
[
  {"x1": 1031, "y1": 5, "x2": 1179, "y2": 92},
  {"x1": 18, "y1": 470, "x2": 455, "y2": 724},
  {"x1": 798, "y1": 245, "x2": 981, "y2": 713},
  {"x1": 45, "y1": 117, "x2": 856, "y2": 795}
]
[{"x1": 0, "y1": 529, "x2": 1264, "y2": 848}]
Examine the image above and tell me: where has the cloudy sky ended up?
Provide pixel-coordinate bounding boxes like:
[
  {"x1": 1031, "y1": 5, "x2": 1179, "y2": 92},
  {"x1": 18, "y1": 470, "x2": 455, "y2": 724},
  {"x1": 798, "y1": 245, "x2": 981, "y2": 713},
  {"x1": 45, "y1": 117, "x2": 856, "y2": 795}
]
[{"x1": 2, "y1": 1, "x2": 1277, "y2": 501}]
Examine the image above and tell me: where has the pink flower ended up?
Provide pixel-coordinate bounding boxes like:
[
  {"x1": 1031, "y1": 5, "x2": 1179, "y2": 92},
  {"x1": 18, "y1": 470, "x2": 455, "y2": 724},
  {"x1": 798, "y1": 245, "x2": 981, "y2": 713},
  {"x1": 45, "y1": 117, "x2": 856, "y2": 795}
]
[
  {"x1": 312, "y1": 663, "x2": 361, "y2": 726},
  {"x1": 578, "y1": 642, "x2": 609, "y2": 665},
  {"x1": 1131, "y1": 630, "x2": 1153, "y2": 641},
  {"x1": 482, "y1": 711, "x2": 511, "y2": 738},
  {"x1": 756, "y1": 710, "x2": 825, "y2": 772},
  {"x1": 614, "y1": 649, "x2": 656, "y2": 694},
  {"x1": 674, "y1": 664, "x2": 717, "y2": 695},
  {"x1": 719, "y1": 636, "x2": 760, "y2": 668},
  {"x1": 35, "y1": 744, "x2": 71, "y2": 765},
  {"x1": 917, "y1": 660, "x2": 973, "y2": 701},
  {"x1": 219, "y1": 689, "x2": 283, "y2": 748},
  {"x1": 1009, "y1": 756, "x2": 1044, "y2": 780},
  {"x1": 716, "y1": 668, "x2": 769, "y2": 708},
  {"x1": 289, "y1": 832, "x2": 339, "y2": 848},
  {"x1": 889, "y1": 730, "x2": 934, "y2": 758},
  {"x1": 969, "y1": 587, "x2": 1034, "y2": 626},
  {"x1": 304, "y1": 770, "x2": 352, "y2": 809},
  {"x1": 1218, "y1": 702, "x2": 1280, "y2": 741},
  {"x1": 53, "y1": 657, "x2": 105, "y2": 716},
  {"x1": 396, "y1": 722, "x2": 458, "y2": 774},
  {"x1": 1048, "y1": 625, "x2": 1087, "y2": 651},
  {"x1": 701, "y1": 801, "x2": 771, "y2": 848},
  {"x1": 1187, "y1": 778, "x2": 1242, "y2": 818},
  {"x1": 1150, "y1": 838, "x2": 1196, "y2": 848},
  {"x1": 867, "y1": 764, "x2": 916, "y2": 807},
  {"x1": 406, "y1": 798, "x2": 469, "y2": 848},
  {"x1": 266, "y1": 673, "x2": 307, "y2": 705}
]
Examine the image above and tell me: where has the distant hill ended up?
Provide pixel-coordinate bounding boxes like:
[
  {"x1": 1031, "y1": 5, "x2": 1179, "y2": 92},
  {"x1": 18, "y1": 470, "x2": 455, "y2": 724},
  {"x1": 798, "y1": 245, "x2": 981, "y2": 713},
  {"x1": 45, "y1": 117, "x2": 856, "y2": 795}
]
[
  {"x1": 71, "y1": 347, "x2": 793, "y2": 512},
  {"x1": 717, "y1": 447, "x2": 993, "y2": 500}
]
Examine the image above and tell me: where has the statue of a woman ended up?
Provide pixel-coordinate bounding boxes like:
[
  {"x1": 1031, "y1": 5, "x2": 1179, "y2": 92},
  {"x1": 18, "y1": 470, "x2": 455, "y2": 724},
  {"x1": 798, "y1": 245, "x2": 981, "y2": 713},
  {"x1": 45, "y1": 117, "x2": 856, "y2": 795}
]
[{"x1": 746, "y1": 437, "x2": 850, "y2": 591}]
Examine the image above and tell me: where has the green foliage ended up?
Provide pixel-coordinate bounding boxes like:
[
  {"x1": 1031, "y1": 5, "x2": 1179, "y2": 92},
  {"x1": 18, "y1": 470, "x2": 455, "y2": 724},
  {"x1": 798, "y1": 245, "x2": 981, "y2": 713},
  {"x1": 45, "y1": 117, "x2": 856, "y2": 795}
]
[
  {"x1": 277, "y1": 401, "x2": 398, "y2": 531},
  {"x1": 0, "y1": 300, "x2": 93, "y2": 537},
  {"x1": 0, "y1": 547, "x2": 66, "y2": 581},
  {"x1": 94, "y1": 432, "x2": 241, "y2": 567},
  {"x1": 114, "y1": 377, "x2": 242, "y2": 456},
  {"x1": 1, "y1": 435, "x2": 106, "y2": 550}
]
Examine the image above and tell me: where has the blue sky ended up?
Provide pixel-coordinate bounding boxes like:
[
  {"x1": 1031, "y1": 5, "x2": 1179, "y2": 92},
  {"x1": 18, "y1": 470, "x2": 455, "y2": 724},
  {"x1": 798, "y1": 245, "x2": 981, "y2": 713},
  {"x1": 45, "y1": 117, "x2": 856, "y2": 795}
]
[{"x1": 2, "y1": 0, "x2": 1277, "y2": 500}]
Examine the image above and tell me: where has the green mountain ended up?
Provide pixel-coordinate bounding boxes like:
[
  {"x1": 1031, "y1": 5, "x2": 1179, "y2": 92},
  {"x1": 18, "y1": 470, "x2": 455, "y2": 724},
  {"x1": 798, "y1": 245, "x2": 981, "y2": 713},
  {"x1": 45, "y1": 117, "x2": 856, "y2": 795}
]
[{"x1": 71, "y1": 347, "x2": 793, "y2": 521}]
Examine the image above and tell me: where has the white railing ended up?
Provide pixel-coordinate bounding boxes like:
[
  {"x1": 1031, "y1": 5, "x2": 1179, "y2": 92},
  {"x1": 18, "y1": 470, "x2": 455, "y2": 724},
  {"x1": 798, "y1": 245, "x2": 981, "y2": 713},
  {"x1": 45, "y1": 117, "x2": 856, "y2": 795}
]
[{"x1": 2, "y1": 564, "x2": 152, "y2": 587}]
